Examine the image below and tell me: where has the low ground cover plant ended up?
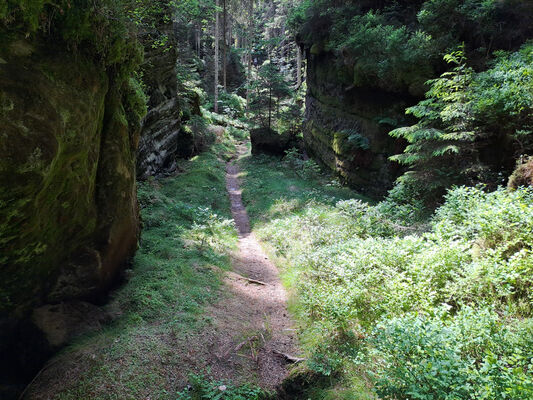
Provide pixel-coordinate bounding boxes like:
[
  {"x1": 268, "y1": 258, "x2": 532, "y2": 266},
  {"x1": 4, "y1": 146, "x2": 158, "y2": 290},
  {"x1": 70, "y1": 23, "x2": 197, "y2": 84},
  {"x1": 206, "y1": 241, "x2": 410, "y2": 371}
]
[{"x1": 241, "y1": 154, "x2": 533, "y2": 399}]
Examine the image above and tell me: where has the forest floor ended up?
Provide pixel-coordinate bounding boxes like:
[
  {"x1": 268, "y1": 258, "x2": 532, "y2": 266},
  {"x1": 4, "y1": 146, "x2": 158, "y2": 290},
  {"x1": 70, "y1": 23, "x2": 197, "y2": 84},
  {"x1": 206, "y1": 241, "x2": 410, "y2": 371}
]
[
  {"x1": 22, "y1": 132, "x2": 299, "y2": 399},
  {"x1": 220, "y1": 143, "x2": 299, "y2": 388}
]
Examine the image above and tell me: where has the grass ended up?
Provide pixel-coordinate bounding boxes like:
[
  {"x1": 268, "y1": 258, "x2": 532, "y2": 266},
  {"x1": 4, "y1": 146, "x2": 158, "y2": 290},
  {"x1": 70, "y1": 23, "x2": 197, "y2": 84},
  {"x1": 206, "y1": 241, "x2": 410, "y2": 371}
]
[
  {"x1": 35, "y1": 134, "x2": 250, "y2": 399},
  {"x1": 238, "y1": 152, "x2": 376, "y2": 399},
  {"x1": 239, "y1": 152, "x2": 367, "y2": 229},
  {"x1": 239, "y1": 151, "x2": 533, "y2": 399}
]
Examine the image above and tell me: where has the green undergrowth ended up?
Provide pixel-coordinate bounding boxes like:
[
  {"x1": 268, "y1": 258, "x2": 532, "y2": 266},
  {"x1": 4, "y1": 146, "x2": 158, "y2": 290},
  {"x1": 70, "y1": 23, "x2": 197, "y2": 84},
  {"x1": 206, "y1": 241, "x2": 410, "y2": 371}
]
[
  {"x1": 50, "y1": 133, "x2": 247, "y2": 399},
  {"x1": 240, "y1": 153, "x2": 367, "y2": 229},
  {"x1": 176, "y1": 374, "x2": 270, "y2": 400},
  {"x1": 240, "y1": 152, "x2": 533, "y2": 399}
]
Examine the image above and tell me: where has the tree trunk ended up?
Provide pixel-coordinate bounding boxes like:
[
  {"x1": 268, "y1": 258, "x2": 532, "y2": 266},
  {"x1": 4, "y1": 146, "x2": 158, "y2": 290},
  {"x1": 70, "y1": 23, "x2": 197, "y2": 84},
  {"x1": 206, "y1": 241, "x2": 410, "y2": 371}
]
[
  {"x1": 223, "y1": 0, "x2": 227, "y2": 91},
  {"x1": 229, "y1": 14, "x2": 233, "y2": 49},
  {"x1": 246, "y1": 0, "x2": 253, "y2": 112},
  {"x1": 197, "y1": 23, "x2": 201, "y2": 57},
  {"x1": 268, "y1": 86, "x2": 272, "y2": 130},
  {"x1": 215, "y1": 0, "x2": 219, "y2": 113},
  {"x1": 296, "y1": 42, "x2": 302, "y2": 88}
]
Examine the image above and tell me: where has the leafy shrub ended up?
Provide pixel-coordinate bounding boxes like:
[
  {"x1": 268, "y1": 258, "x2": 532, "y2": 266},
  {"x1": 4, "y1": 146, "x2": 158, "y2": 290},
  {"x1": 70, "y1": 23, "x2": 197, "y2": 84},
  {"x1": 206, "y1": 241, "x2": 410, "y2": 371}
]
[
  {"x1": 226, "y1": 126, "x2": 248, "y2": 141},
  {"x1": 371, "y1": 308, "x2": 533, "y2": 400},
  {"x1": 177, "y1": 374, "x2": 269, "y2": 400},
  {"x1": 418, "y1": 0, "x2": 533, "y2": 55},
  {"x1": 246, "y1": 153, "x2": 533, "y2": 397},
  {"x1": 432, "y1": 186, "x2": 533, "y2": 315},
  {"x1": 284, "y1": 148, "x2": 322, "y2": 179},
  {"x1": 328, "y1": 11, "x2": 436, "y2": 92},
  {"x1": 218, "y1": 91, "x2": 246, "y2": 118},
  {"x1": 185, "y1": 207, "x2": 235, "y2": 252}
]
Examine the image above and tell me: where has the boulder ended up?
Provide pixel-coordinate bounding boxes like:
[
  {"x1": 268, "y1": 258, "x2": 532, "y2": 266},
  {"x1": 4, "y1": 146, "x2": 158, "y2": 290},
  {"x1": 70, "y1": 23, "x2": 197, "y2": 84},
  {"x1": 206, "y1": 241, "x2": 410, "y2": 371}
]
[
  {"x1": 508, "y1": 156, "x2": 533, "y2": 189},
  {"x1": 250, "y1": 127, "x2": 300, "y2": 156},
  {"x1": 32, "y1": 301, "x2": 110, "y2": 348}
]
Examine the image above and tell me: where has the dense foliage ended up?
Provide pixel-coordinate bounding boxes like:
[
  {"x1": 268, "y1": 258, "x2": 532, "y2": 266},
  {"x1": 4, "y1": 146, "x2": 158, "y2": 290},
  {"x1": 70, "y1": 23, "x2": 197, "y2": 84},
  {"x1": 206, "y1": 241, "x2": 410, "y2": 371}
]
[
  {"x1": 1, "y1": 0, "x2": 143, "y2": 71},
  {"x1": 242, "y1": 151, "x2": 533, "y2": 399},
  {"x1": 289, "y1": 0, "x2": 533, "y2": 203},
  {"x1": 390, "y1": 45, "x2": 533, "y2": 197},
  {"x1": 290, "y1": 0, "x2": 532, "y2": 94},
  {"x1": 177, "y1": 374, "x2": 269, "y2": 400}
]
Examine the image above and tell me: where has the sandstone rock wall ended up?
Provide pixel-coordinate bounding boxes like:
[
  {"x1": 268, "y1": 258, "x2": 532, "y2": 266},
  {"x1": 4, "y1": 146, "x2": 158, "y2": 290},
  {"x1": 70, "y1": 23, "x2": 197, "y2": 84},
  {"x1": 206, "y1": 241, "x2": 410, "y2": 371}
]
[
  {"x1": 0, "y1": 37, "x2": 141, "y2": 390},
  {"x1": 136, "y1": 21, "x2": 199, "y2": 178},
  {"x1": 303, "y1": 49, "x2": 412, "y2": 197}
]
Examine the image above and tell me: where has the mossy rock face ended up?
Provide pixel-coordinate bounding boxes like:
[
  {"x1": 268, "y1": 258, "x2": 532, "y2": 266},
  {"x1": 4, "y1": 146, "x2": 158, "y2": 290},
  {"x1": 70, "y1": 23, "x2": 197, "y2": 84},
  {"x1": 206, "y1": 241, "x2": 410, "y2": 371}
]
[
  {"x1": 508, "y1": 156, "x2": 533, "y2": 189},
  {"x1": 0, "y1": 37, "x2": 140, "y2": 324},
  {"x1": 0, "y1": 36, "x2": 141, "y2": 392},
  {"x1": 303, "y1": 51, "x2": 412, "y2": 197}
]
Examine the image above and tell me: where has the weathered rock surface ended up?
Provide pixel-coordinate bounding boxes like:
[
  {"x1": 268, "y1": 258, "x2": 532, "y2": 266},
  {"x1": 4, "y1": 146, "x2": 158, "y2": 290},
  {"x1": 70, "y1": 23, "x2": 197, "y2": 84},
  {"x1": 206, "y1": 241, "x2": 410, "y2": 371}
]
[
  {"x1": 32, "y1": 301, "x2": 111, "y2": 348},
  {"x1": 136, "y1": 22, "x2": 198, "y2": 178},
  {"x1": 508, "y1": 156, "x2": 533, "y2": 189},
  {"x1": 251, "y1": 127, "x2": 300, "y2": 156},
  {"x1": 0, "y1": 36, "x2": 141, "y2": 392},
  {"x1": 302, "y1": 50, "x2": 411, "y2": 197}
]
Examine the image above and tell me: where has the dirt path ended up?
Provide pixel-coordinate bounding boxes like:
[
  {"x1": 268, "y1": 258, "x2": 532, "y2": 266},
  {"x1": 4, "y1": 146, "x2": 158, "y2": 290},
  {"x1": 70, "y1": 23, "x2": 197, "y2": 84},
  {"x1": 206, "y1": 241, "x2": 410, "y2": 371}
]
[
  {"x1": 22, "y1": 144, "x2": 298, "y2": 398},
  {"x1": 200, "y1": 144, "x2": 299, "y2": 389}
]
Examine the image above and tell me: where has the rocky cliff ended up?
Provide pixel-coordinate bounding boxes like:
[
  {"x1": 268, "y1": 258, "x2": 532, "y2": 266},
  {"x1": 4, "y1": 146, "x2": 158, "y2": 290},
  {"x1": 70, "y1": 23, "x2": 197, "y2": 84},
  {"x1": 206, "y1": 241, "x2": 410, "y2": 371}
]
[
  {"x1": 137, "y1": 21, "x2": 189, "y2": 178},
  {"x1": 303, "y1": 49, "x2": 410, "y2": 197},
  {"x1": 0, "y1": 34, "x2": 143, "y2": 394},
  {"x1": 137, "y1": 20, "x2": 204, "y2": 178}
]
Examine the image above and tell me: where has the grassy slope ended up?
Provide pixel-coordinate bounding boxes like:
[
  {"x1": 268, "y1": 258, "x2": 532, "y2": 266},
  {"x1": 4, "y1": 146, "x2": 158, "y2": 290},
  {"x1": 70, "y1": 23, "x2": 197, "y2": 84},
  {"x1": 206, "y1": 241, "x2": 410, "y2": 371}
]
[{"x1": 29, "y1": 137, "x2": 241, "y2": 399}]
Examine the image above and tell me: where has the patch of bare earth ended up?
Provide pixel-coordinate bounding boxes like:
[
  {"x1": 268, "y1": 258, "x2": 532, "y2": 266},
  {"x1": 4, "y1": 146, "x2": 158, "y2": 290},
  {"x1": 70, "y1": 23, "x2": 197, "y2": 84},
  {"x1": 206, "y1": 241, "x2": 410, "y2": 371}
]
[
  {"x1": 23, "y1": 145, "x2": 298, "y2": 399},
  {"x1": 208, "y1": 146, "x2": 299, "y2": 389}
]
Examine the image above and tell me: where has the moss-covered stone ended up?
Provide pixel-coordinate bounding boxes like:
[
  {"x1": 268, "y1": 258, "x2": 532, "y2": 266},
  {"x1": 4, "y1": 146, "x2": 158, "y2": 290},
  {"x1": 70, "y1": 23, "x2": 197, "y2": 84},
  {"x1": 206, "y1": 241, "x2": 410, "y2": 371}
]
[
  {"x1": 508, "y1": 156, "x2": 533, "y2": 189},
  {"x1": 0, "y1": 34, "x2": 142, "y2": 391},
  {"x1": 302, "y1": 50, "x2": 412, "y2": 197},
  {"x1": 0, "y1": 40, "x2": 106, "y2": 311},
  {"x1": 0, "y1": 1, "x2": 146, "y2": 394}
]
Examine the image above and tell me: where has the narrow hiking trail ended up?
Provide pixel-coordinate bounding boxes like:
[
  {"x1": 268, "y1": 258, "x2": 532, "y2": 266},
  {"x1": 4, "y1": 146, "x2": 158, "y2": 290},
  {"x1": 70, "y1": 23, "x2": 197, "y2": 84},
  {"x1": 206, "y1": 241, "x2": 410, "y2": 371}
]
[
  {"x1": 213, "y1": 143, "x2": 299, "y2": 388},
  {"x1": 187, "y1": 143, "x2": 299, "y2": 390},
  {"x1": 21, "y1": 142, "x2": 300, "y2": 399}
]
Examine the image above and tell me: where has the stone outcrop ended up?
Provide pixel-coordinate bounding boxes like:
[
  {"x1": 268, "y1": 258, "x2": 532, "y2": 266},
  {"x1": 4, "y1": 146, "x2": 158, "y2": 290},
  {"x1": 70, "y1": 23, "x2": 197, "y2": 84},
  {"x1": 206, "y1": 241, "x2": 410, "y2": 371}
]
[
  {"x1": 302, "y1": 49, "x2": 412, "y2": 197},
  {"x1": 508, "y1": 156, "x2": 533, "y2": 189},
  {"x1": 0, "y1": 36, "x2": 142, "y2": 393},
  {"x1": 251, "y1": 127, "x2": 300, "y2": 156},
  {"x1": 136, "y1": 22, "x2": 198, "y2": 178}
]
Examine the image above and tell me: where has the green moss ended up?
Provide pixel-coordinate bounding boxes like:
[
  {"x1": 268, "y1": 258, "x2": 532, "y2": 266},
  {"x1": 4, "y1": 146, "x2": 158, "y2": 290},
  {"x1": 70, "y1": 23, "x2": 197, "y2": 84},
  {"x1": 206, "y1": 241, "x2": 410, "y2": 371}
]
[
  {"x1": 27, "y1": 140, "x2": 240, "y2": 399},
  {"x1": 310, "y1": 41, "x2": 325, "y2": 55},
  {"x1": 125, "y1": 77, "x2": 148, "y2": 124},
  {"x1": 0, "y1": 45, "x2": 116, "y2": 313}
]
